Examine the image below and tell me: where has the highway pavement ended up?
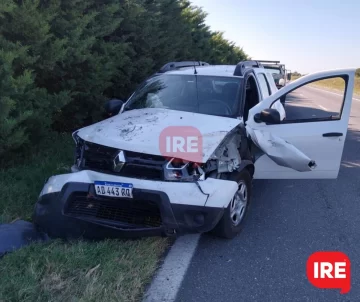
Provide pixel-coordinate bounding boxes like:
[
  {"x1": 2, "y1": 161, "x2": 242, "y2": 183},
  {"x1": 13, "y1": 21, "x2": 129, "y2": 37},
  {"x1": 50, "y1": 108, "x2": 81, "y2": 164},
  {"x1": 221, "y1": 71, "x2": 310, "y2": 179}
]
[{"x1": 175, "y1": 86, "x2": 360, "y2": 302}]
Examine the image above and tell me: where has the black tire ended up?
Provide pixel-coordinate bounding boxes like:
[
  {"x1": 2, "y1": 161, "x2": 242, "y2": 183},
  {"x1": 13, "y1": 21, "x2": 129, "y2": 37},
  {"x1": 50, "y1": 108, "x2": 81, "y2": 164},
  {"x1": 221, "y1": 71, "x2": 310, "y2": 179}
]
[{"x1": 211, "y1": 169, "x2": 253, "y2": 239}]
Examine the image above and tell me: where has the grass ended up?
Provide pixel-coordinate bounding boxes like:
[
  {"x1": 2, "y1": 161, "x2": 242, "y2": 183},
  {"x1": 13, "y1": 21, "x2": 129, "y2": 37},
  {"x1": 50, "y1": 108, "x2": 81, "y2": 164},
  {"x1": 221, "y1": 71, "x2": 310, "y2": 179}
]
[
  {"x1": 0, "y1": 134, "x2": 74, "y2": 223},
  {"x1": 0, "y1": 239, "x2": 167, "y2": 302},
  {"x1": 0, "y1": 132, "x2": 168, "y2": 302},
  {"x1": 290, "y1": 74, "x2": 360, "y2": 95}
]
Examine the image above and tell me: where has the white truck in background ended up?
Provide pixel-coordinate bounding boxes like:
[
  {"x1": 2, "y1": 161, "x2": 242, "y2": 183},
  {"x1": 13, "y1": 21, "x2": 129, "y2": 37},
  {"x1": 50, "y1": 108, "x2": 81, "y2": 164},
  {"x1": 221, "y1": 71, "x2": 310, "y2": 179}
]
[{"x1": 257, "y1": 60, "x2": 291, "y2": 89}]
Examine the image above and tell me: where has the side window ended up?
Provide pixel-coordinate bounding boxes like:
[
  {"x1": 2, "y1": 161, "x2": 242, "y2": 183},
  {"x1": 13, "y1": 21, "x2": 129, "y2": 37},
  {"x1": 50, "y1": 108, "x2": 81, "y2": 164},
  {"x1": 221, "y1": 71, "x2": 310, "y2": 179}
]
[
  {"x1": 277, "y1": 76, "x2": 346, "y2": 123},
  {"x1": 257, "y1": 73, "x2": 271, "y2": 98}
]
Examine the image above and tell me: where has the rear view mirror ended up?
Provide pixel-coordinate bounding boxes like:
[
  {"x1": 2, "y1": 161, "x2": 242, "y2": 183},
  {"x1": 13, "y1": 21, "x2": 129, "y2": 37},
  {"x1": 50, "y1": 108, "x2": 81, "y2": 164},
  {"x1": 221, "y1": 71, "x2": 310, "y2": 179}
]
[
  {"x1": 254, "y1": 108, "x2": 281, "y2": 124},
  {"x1": 287, "y1": 73, "x2": 292, "y2": 81},
  {"x1": 104, "y1": 99, "x2": 124, "y2": 116}
]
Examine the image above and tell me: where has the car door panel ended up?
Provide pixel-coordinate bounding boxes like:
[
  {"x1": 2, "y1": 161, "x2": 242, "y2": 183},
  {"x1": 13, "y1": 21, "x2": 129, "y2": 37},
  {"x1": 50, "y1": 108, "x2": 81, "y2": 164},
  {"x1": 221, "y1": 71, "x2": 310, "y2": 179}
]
[
  {"x1": 246, "y1": 126, "x2": 316, "y2": 172},
  {"x1": 249, "y1": 120, "x2": 346, "y2": 179},
  {"x1": 246, "y1": 68, "x2": 356, "y2": 179}
]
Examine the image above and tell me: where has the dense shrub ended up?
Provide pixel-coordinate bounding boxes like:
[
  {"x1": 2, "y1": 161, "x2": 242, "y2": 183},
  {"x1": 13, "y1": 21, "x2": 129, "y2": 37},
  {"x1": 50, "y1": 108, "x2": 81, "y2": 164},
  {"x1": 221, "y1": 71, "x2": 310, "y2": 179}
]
[{"x1": 0, "y1": 0, "x2": 247, "y2": 157}]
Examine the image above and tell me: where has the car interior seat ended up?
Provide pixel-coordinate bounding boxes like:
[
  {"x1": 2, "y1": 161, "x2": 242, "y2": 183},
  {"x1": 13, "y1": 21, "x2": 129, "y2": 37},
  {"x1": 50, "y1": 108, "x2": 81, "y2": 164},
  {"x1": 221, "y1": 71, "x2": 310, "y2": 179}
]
[
  {"x1": 197, "y1": 78, "x2": 214, "y2": 102},
  {"x1": 243, "y1": 77, "x2": 260, "y2": 121},
  {"x1": 222, "y1": 82, "x2": 239, "y2": 113}
]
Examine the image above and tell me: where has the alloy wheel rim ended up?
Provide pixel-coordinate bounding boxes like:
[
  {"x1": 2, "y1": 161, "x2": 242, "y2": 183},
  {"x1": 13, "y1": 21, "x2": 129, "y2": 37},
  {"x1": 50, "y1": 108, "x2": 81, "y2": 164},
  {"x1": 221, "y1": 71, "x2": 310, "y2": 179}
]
[{"x1": 230, "y1": 180, "x2": 248, "y2": 226}]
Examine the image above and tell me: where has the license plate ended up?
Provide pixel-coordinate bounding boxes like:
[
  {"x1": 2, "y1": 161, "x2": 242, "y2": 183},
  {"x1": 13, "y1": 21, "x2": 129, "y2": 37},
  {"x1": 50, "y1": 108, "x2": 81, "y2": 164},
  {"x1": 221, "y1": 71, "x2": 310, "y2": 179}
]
[{"x1": 94, "y1": 181, "x2": 133, "y2": 198}]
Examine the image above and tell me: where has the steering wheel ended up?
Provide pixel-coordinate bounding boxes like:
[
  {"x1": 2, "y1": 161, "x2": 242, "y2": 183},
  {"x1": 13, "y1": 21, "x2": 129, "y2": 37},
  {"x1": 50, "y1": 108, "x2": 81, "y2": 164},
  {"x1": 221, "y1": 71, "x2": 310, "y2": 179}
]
[{"x1": 203, "y1": 99, "x2": 233, "y2": 115}]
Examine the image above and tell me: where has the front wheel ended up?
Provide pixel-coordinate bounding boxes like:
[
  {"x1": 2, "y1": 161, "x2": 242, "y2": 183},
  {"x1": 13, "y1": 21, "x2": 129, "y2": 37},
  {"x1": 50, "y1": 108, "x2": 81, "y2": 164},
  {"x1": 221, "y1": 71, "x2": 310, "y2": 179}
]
[{"x1": 212, "y1": 169, "x2": 252, "y2": 239}]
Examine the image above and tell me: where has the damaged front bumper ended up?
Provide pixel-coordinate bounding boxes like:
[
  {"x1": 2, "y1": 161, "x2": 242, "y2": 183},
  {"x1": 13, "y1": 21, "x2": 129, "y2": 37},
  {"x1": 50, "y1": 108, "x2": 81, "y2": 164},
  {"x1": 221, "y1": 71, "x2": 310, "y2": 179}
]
[{"x1": 33, "y1": 170, "x2": 238, "y2": 239}]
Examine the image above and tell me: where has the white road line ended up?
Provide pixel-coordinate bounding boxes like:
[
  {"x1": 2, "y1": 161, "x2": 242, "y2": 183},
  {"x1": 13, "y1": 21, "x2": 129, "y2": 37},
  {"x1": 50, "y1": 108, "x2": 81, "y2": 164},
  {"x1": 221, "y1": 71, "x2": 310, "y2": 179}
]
[
  {"x1": 307, "y1": 85, "x2": 360, "y2": 102},
  {"x1": 317, "y1": 104, "x2": 328, "y2": 111},
  {"x1": 143, "y1": 234, "x2": 201, "y2": 302}
]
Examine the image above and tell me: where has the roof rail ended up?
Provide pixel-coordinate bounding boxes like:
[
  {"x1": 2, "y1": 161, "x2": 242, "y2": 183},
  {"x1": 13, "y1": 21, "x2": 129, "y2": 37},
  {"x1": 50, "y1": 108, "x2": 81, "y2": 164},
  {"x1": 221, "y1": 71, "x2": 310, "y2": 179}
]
[
  {"x1": 233, "y1": 60, "x2": 263, "y2": 76},
  {"x1": 158, "y1": 61, "x2": 210, "y2": 73},
  {"x1": 256, "y1": 60, "x2": 281, "y2": 64}
]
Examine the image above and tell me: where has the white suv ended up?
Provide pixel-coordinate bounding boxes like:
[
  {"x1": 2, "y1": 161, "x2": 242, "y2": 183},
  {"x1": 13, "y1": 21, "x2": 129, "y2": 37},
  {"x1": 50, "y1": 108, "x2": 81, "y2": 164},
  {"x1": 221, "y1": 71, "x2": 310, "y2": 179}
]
[{"x1": 33, "y1": 61, "x2": 356, "y2": 240}]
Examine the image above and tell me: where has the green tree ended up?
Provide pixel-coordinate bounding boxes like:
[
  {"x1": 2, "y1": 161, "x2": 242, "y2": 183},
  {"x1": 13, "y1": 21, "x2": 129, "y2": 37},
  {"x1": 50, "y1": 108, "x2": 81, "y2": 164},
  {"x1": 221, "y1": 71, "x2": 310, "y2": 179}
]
[
  {"x1": 209, "y1": 31, "x2": 247, "y2": 64},
  {"x1": 0, "y1": 0, "x2": 249, "y2": 158},
  {"x1": 0, "y1": 0, "x2": 71, "y2": 154}
]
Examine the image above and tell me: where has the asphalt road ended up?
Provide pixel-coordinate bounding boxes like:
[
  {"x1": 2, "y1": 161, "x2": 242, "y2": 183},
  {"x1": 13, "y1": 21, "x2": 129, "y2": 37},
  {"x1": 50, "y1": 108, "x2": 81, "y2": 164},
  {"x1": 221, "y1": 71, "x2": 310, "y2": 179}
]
[{"x1": 175, "y1": 86, "x2": 360, "y2": 301}]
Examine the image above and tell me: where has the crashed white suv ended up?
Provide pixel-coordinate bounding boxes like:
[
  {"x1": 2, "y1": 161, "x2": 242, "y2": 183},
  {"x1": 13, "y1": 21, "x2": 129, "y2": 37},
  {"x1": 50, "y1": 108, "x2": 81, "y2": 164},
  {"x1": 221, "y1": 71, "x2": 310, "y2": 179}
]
[{"x1": 33, "y1": 61, "x2": 356, "y2": 240}]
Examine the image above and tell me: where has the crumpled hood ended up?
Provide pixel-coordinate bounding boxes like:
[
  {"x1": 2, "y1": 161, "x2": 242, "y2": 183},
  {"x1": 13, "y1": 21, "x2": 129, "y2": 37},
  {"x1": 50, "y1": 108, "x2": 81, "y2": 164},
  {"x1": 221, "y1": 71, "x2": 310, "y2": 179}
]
[{"x1": 77, "y1": 108, "x2": 241, "y2": 163}]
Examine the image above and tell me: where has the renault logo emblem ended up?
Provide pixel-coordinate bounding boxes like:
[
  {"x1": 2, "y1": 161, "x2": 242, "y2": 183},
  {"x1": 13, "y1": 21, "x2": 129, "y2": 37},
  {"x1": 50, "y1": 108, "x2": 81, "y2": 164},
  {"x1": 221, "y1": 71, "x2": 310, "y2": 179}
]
[{"x1": 113, "y1": 150, "x2": 126, "y2": 172}]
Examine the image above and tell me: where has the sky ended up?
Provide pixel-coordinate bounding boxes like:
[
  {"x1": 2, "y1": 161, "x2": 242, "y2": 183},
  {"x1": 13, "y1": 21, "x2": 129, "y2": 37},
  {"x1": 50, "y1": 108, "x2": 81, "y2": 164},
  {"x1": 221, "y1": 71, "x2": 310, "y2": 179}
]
[{"x1": 189, "y1": 0, "x2": 360, "y2": 74}]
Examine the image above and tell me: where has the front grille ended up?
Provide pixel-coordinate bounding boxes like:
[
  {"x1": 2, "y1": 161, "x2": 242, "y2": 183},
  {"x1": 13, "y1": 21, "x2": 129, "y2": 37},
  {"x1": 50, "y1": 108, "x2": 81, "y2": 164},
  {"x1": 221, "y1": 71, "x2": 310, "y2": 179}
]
[
  {"x1": 65, "y1": 193, "x2": 162, "y2": 228},
  {"x1": 81, "y1": 143, "x2": 118, "y2": 171},
  {"x1": 76, "y1": 140, "x2": 166, "y2": 180},
  {"x1": 120, "y1": 164, "x2": 163, "y2": 180}
]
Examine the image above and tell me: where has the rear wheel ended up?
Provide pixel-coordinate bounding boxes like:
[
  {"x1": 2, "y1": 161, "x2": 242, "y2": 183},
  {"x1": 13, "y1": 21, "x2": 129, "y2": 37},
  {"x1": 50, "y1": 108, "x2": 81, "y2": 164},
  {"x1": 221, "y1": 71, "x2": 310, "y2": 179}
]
[{"x1": 212, "y1": 169, "x2": 252, "y2": 239}]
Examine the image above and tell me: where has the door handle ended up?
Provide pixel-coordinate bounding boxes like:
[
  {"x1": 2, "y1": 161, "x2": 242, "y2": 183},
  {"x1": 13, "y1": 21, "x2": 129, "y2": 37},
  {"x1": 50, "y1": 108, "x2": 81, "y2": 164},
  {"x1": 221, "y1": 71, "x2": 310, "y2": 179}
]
[{"x1": 322, "y1": 132, "x2": 343, "y2": 137}]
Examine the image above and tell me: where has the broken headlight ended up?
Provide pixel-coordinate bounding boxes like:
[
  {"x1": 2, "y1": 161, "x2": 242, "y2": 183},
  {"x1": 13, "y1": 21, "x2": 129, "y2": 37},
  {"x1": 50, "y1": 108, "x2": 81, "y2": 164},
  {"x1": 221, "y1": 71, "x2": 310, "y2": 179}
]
[{"x1": 164, "y1": 158, "x2": 205, "y2": 182}]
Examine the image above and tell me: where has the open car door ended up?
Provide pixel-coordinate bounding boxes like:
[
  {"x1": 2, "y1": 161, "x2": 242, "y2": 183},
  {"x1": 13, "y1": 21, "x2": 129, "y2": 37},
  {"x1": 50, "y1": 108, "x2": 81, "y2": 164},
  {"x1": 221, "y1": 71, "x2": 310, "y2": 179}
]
[{"x1": 246, "y1": 68, "x2": 356, "y2": 179}]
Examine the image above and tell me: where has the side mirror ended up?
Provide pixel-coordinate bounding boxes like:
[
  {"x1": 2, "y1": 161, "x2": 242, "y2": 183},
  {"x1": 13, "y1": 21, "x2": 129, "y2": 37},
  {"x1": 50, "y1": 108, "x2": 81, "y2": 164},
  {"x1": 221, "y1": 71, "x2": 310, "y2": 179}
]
[
  {"x1": 279, "y1": 78, "x2": 285, "y2": 87},
  {"x1": 254, "y1": 108, "x2": 281, "y2": 124},
  {"x1": 287, "y1": 73, "x2": 292, "y2": 81},
  {"x1": 104, "y1": 99, "x2": 124, "y2": 116}
]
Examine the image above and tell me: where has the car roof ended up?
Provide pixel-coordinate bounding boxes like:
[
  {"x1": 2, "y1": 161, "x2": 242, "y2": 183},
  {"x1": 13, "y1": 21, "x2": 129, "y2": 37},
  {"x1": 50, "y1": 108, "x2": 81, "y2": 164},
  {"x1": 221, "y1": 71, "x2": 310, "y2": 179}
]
[
  {"x1": 165, "y1": 65, "x2": 237, "y2": 77},
  {"x1": 263, "y1": 64, "x2": 284, "y2": 69},
  {"x1": 163, "y1": 65, "x2": 265, "y2": 78}
]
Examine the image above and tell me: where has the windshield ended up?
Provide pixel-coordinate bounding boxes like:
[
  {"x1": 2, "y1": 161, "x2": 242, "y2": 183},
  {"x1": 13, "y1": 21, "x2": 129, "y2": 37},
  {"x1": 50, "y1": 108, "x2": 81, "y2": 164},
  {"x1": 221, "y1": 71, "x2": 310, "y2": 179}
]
[{"x1": 123, "y1": 74, "x2": 242, "y2": 117}]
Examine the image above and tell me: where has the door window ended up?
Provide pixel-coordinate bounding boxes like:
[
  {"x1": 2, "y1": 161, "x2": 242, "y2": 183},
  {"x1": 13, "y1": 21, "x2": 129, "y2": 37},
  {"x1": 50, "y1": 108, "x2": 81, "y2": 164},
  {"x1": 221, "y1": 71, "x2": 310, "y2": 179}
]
[{"x1": 276, "y1": 76, "x2": 346, "y2": 124}]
